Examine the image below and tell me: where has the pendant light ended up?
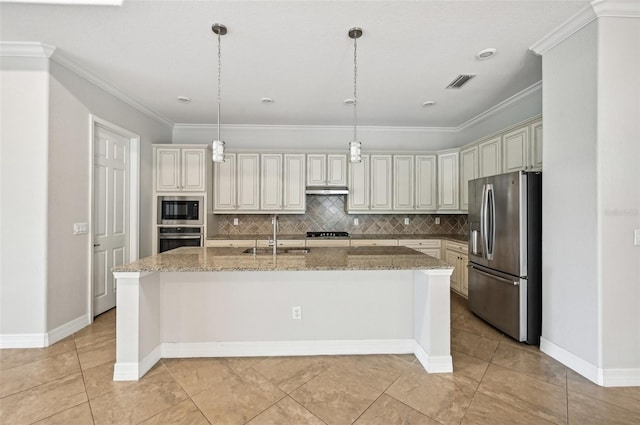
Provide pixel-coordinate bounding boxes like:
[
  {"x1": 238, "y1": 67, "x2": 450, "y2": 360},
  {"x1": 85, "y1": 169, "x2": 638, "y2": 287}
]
[
  {"x1": 211, "y1": 23, "x2": 227, "y2": 162},
  {"x1": 348, "y1": 27, "x2": 363, "y2": 163}
]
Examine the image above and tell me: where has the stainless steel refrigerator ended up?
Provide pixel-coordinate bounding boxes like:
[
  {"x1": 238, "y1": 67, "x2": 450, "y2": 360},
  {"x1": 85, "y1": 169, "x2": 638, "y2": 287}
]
[{"x1": 468, "y1": 171, "x2": 542, "y2": 345}]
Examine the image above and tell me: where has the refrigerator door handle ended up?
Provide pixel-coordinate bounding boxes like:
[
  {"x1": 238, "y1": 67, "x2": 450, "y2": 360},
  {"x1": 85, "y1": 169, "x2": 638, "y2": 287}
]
[
  {"x1": 469, "y1": 265, "x2": 519, "y2": 286},
  {"x1": 486, "y1": 183, "x2": 495, "y2": 260},
  {"x1": 481, "y1": 184, "x2": 488, "y2": 258},
  {"x1": 471, "y1": 230, "x2": 479, "y2": 255}
]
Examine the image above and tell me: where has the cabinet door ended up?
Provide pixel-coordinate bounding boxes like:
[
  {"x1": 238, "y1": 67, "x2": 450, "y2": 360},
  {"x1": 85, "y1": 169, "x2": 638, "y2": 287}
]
[
  {"x1": 156, "y1": 148, "x2": 181, "y2": 191},
  {"x1": 445, "y1": 249, "x2": 462, "y2": 292},
  {"x1": 214, "y1": 153, "x2": 236, "y2": 211},
  {"x1": 460, "y1": 252, "x2": 469, "y2": 296},
  {"x1": 503, "y1": 126, "x2": 529, "y2": 173},
  {"x1": 370, "y1": 155, "x2": 393, "y2": 211},
  {"x1": 438, "y1": 152, "x2": 459, "y2": 211},
  {"x1": 283, "y1": 154, "x2": 306, "y2": 212},
  {"x1": 348, "y1": 155, "x2": 370, "y2": 211},
  {"x1": 237, "y1": 154, "x2": 260, "y2": 211},
  {"x1": 393, "y1": 155, "x2": 415, "y2": 210},
  {"x1": 459, "y1": 146, "x2": 478, "y2": 212},
  {"x1": 479, "y1": 137, "x2": 502, "y2": 177},
  {"x1": 415, "y1": 155, "x2": 437, "y2": 211},
  {"x1": 530, "y1": 119, "x2": 543, "y2": 170},
  {"x1": 306, "y1": 154, "x2": 326, "y2": 186},
  {"x1": 181, "y1": 148, "x2": 206, "y2": 191},
  {"x1": 327, "y1": 154, "x2": 347, "y2": 186},
  {"x1": 260, "y1": 154, "x2": 283, "y2": 211}
]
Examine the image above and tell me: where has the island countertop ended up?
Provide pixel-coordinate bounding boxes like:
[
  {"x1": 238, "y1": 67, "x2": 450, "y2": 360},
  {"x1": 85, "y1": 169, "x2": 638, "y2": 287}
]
[
  {"x1": 113, "y1": 246, "x2": 453, "y2": 273},
  {"x1": 205, "y1": 233, "x2": 468, "y2": 243}
]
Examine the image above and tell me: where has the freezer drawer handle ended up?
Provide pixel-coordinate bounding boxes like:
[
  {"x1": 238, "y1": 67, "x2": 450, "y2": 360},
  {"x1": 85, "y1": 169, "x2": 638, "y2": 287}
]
[{"x1": 469, "y1": 265, "x2": 519, "y2": 286}]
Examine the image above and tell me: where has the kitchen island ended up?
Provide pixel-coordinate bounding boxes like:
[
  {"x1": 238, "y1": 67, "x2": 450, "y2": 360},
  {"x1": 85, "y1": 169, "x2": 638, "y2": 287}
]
[{"x1": 112, "y1": 246, "x2": 454, "y2": 381}]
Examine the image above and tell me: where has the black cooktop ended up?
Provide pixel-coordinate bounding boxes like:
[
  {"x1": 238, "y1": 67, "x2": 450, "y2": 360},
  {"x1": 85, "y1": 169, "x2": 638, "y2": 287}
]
[{"x1": 306, "y1": 231, "x2": 350, "y2": 238}]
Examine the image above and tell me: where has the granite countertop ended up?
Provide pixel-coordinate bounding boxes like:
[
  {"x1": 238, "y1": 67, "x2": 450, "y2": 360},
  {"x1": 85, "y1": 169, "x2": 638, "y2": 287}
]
[
  {"x1": 113, "y1": 246, "x2": 453, "y2": 273},
  {"x1": 206, "y1": 233, "x2": 468, "y2": 243}
]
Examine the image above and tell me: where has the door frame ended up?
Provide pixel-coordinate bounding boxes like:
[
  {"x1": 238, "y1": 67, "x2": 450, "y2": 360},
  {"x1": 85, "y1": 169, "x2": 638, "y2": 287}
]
[{"x1": 88, "y1": 115, "x2": 140, "y2": 320}]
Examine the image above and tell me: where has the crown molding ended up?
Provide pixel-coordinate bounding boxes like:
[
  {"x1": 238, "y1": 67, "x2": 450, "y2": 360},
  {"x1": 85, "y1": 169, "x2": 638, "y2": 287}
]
[
  {"x1": 172, "y1": 123, "x2": 458, "y2": 134},
  {"x1": 456, "y1": 81, "x2": 542, "y2": 132},
  {"x1": 0, "y1": 0, "x2": 123, "y2": 4},
  {"x1": 530, "y1": 0, "x2": 640, "y2": 56},
  {"x1": 50, "y1": 52, "x2": 173, "y2": 128},
  {"x1": 0, "y1": 41, "x2": 55, "y2": 58}
]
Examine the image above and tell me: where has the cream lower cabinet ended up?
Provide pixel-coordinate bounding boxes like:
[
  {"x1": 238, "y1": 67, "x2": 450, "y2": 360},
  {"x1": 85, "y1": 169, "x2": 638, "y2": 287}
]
[
  {"x1": 444, "y1": 240, "x2": 469, "y2": 297},
  {"x1": 350, "y1": 239, "x2": 398, "y2": 247},
  {"x1": 155, "y1": 146, "x2": 207, "y2": 192},
  {"x1": 305, "y1": 239, "x2": 350, "y2": 247},
  {"x1": 399, "y1": 239, "x2": 441, "y2": 259},
  {"x1": 256, "y1": 239, "x2": 306, "y2": 248},
  {"x1": 205, "y1": 239, "x2": 256, "y2": 248}
]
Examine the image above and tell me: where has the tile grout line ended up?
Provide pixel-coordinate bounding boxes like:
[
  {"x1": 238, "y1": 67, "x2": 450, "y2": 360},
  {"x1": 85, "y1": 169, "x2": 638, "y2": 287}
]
[
  {"x1": 160, "y1": 359, "x2": 214, "y2": 423},
  {"x1": 73, "y1": 334, "x2": 98, "y2": 425}
]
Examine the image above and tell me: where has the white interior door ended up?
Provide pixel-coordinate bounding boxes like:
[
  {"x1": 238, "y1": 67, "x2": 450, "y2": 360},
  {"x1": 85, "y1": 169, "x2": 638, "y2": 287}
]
[{"x1": 93, "y1": 125, "x2": 129, "y2": 316}]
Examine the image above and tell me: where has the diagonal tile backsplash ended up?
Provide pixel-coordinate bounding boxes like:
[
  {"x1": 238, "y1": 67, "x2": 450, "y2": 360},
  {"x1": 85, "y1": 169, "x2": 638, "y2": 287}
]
[{"x1": 215, "y1": 195, "x2": 468, "y2": 236}]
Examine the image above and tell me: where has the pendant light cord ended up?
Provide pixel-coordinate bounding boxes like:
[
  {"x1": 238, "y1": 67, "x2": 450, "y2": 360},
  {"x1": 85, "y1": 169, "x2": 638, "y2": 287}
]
[
  {"x1": 353, "y1": 35, "x2": 358, "y2": 143},
  {"x1": 217, "y1": 30, "x2": 222, "y2": 141}
]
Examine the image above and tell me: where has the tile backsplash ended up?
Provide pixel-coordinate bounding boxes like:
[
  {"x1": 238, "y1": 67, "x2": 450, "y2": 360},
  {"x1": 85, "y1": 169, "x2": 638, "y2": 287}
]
[{"x1": 214, "y1": 195, "x2": 468, "y2": 235}]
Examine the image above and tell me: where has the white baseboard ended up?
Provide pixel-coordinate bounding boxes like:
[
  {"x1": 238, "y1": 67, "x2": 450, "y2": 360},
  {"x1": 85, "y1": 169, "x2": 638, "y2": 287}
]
[
  {"x1": 0, "y1": 333, "x2": 48, "y2": 349},
  {"x1": 113, "y1": 345, "x2": 162, "y2": 381},
  {"x1": 414, "y1": 343, "x2": 453, "y2": 373},
  {"x1": 47, "y1": 314, "x2": 91, "y2": 345},
  {"x1": 161, "y1": 339, "x2": 416, "y2": 359},
  {"x1": 540, "y1": 337, "x2": 640, "y2": 387}
]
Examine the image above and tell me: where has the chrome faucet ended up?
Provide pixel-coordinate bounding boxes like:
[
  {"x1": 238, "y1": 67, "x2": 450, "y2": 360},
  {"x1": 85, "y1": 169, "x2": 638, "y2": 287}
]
[{"x1": 269, "y1": 214, "x2": 279, "y2": 255}]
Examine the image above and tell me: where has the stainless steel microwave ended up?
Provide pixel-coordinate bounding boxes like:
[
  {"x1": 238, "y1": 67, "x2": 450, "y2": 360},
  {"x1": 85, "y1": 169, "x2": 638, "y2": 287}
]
[{"x1": 157, "y1": 196, "x2": 204, "y2": 225}]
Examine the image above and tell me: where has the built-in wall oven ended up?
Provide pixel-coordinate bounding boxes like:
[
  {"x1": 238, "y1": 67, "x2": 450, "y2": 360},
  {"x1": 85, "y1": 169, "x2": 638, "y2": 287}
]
[
  {"x1": 158, "y1": 227, "x2": 203, "y2": 253},
  {"x1": 157, "y1": 196, "x2": 204, "y2": 225}
]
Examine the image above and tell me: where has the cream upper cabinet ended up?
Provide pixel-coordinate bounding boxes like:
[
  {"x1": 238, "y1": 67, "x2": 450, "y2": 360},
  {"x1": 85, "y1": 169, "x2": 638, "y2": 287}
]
[
  {"x1": 415, "y1": 155, "x2": 437, "y2": 211},
  {"x1": 530, "y1": 119, "x2": 543, "y2": 170},
  {"x1": 393, "y1": 155, "x2": 436, "y2": 212},
  {"x1": 283, "y1": 154, "x2": 306, "y2": 212},
  {"x1": 459, "y1": 146, "x2": 478, "y2": 212},
  {"x1": 307, "y1": 154, "x2": 347, "y2": 186},
  {"x1": 370, "y1": 155, "x2": 393, "y2": 211},
  {"x1": 502, "y1": 126, "x2": 529, "y2": 173},
  {"x1": 478, "y1": 136, "x2": 502, "y2": 178},
  {"x1": 156, "y1": 147, "x2": 207, "y2": 192},
  {"x1": 437, "y1": 152, "x2": 459, "y2": 211},
  {"x1": 348, "y1": 155, "x2": 370, "y2": 211},
  {"x1": 214, "y1": 153, "x2": 260, "y2": 212},
  {"x1": 393, "y1": 155, "x2": 415, "y2": 210},
  {"x1": 260, "y1": 154, "x2": 283, "y2": 211}
]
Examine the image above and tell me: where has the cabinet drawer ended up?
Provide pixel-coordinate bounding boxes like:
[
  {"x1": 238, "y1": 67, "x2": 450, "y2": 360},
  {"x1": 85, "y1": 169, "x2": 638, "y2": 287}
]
[
  {"x1": 205, "y1": 239, "x2": 256, "y2": 248},
  {"x1": 256, "y1": 239, "x2": 306, "y2": 248},
  {"x1": 398, "y1": 239, "x2": 441, "y2": 249},
  {"x1": 305, "y1": 239, "x2": 350, "y2": 247},
  {"x1": 350, "y1": 239, "x2": 398, "y2": 247},
  {"x1": 445, "y1": 240, "x2": 468, "y2": 253}
]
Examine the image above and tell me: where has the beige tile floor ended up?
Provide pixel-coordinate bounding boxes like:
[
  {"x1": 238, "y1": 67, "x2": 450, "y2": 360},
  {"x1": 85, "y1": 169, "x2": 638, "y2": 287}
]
[{"x1": 1, "y1": 293, "x2": 639, "y2": 425}]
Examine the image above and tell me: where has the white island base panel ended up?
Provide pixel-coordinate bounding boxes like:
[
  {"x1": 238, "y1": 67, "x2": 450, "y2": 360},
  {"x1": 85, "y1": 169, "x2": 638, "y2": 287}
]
[{"x1": 112, "y1": 269, "x2": 453, "y2": 381}]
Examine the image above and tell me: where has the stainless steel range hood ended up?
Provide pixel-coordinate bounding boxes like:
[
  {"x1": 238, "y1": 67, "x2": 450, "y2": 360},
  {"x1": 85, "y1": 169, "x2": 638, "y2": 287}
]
[{"x1": 305, "y1": 186, "x2": 349, "y2": 195}]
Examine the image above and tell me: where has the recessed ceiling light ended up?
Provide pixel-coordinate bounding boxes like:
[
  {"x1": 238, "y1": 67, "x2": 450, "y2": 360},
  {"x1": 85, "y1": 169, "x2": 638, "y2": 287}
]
[
  {"x1": 422, "y1": 101, "x2": 436, "y2": 107},
  {"x1": 261, "y1": 97, "x2": 274, "y2": 104},
  {"x1": 476, "y1": 48, "x2": 496, "y2": 60},
  {"x1": 344, "y1": 98, "x2": 355, "y2": 105},
  {"x1": 177, "y1": 96, "x2": 191, "y2": 103}
]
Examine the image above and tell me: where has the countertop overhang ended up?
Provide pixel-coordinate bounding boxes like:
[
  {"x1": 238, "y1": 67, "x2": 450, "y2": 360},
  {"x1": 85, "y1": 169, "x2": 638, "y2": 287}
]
[
  {"x1": 113, "y1": 246, "x2": 453, "y2": 273},
  {"x1": 205, "y1": 233, "x2": 468, "y2": 243}
]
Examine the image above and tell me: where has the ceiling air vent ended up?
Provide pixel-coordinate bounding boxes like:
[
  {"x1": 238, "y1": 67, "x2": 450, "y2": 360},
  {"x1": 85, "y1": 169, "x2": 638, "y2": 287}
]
[{"x1": 446, "y1": 74, "x2": 476, "y2": 89}]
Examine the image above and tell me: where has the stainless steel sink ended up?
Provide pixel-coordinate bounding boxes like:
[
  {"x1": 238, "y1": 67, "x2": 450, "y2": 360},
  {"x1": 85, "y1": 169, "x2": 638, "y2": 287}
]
[{"x1": 242, "y1": 247, "x2": 310, "y2": 255}]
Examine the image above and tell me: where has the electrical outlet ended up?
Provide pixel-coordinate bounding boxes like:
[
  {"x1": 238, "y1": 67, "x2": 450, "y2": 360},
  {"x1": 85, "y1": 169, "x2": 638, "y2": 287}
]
[
  {"x1": 634, "y1": 229, "x2": 640, "y2": 246},
  {"x1": 73, "y1": 222, "x2": 88, "y2": 235},
  {"x1": 354, "y1": 218, "x2": 359, "y2": 226},
  {"x1": 435, "y1": 217, "x2": 441, "y2": 225},
  {"x1": 292, "y1": 306, "x2": 302, "y2": 320},
  {"x1": 233, "y1": 218, "x2": 239, "y2": 226},
  {"x1": 403, "y1": 217, "x2": 410, "y2": 225}
]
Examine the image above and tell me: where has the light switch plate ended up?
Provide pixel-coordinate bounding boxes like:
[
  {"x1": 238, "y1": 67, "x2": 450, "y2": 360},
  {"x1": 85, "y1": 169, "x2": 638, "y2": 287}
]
[
  {"x1": 403, "y1": 217, "x2": 410, "y2": 225},
  {"x1": 233, "y1": 218, "x2": 239, "y2": 226},
  {"x1": 73, "y1": 222, "x2": 89, "y2": 235},
  {"x1": 435, "y1": 217, "x2": 441, "y2": 225},
  {"x1": 634, "y1": 229, "x2": 640, "y2": 246},
  {"x1": 354, "y1": 218, "x2": 359, "y2": 226}
]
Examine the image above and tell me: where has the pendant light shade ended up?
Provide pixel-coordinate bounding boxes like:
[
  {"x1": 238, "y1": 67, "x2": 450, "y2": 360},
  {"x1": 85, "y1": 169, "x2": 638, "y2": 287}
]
[
  {"x1": 348, "y1": 27, "x2": 363, "y2": 163},
  {"x1": 211, "y1": 23, "x2": 227, "y2": 163}
]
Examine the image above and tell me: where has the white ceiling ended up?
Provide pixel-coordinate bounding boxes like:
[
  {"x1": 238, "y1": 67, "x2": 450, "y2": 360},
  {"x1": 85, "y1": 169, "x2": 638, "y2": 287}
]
[{"x1": 0, "y1": 0, "x2": 589, "y2": 128}]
